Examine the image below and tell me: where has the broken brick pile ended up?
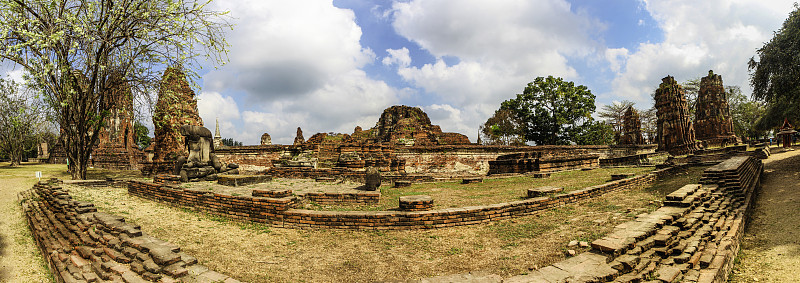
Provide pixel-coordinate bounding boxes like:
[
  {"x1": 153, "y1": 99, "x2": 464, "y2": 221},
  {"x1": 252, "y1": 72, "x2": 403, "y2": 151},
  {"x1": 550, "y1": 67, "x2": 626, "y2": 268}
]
[
  {"x1": 505, "y1": 155, "x2": 761, "y2": 283},
  {"x1": 19, "y1": 180, "x2": 240, "y2": 282},
  {"x1": 487, "y1": 152, "x2": 600, "y2": 175},
  {"x1": 127, "y1": 167, "x2": 681, "y2": 230}
]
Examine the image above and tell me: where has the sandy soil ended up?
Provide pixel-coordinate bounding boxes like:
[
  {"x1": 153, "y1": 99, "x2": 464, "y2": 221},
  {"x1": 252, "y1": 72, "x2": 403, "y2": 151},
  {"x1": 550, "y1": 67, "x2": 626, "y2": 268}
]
[
  {"x1": 0, "y1": 164, "x2": 57, "y2": 283},
  {"x1": 731, "y1": 149, "x2": 800, "y2": 282}
]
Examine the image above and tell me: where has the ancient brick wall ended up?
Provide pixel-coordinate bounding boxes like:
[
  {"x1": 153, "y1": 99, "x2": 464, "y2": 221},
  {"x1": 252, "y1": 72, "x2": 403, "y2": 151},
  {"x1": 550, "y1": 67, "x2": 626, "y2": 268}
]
[
  {"x1": 655, "y1": 75, "x2": 703, "y2": 155},
  {"x1": 214, "y1": 145, "x2": 283, "y2": 170},
  {"x1": 505, "y1": 155, "x2": 762, "y2": 282},
  {"x1": 19, "y1": 181, "x2": 240, "y2": 282},
  {"x1": 151, "y1": 67, "x2": 203, "y2": 162},
  {"x1": 695, "y1": 70, "x2": 739, "y2": 147},
  {"x1": 212, "y1": 144, "x2": 656, "y2": 176},
  {"x1": 126, "y1": 167, "x2": 681, "y2": 230}
]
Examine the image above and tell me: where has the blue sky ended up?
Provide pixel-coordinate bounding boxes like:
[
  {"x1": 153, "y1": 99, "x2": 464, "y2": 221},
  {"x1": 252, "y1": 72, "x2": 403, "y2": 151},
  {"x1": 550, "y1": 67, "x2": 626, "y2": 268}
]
[{"x1": 179, "y1": 0, "x2": 796, "y2": 145}]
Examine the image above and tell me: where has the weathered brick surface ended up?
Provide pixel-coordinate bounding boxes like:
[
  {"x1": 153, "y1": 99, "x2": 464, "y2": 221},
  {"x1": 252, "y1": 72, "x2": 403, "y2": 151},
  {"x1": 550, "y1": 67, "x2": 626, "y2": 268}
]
[
  {"x1": 655, "y1": 75, "x2": 703, "y2": 155},
  {"x1": 19, "y1": 181, "x2": 241, "y2": 283},
  {"x1": 126, "y1": 167, "x2": 679, "y2": 230},
  {"x1": 506, "y1": 155, "x2": 762, "y2": 283},
  {"x1": 695, "y1": 71, "x2": 739, "y2": 147},
  {"x1": 488, "y1": 152, "x2": 600, "y2": 175}
]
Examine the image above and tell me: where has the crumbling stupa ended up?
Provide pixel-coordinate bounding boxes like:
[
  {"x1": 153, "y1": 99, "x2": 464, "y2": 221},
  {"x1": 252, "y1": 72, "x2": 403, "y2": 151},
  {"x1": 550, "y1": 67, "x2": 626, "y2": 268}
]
[
  {"x1": 619, "y1": 106, "x2": 644, "y2": 145},
  {"x1": 694, "y1": 70, "x2": 738, "y2": 147},
  {"x1": 368, "y1": 105, "x2": 470, "y2": 146},
  {"x1": 151, "y1": 67, "x2": 203, "y2": 162},
  {"x1": 655, "y1": 76, "x2": 702, "y2": 155},
  {"x1": 91, "y1": 72, "x2": 142, "y2": 170}
]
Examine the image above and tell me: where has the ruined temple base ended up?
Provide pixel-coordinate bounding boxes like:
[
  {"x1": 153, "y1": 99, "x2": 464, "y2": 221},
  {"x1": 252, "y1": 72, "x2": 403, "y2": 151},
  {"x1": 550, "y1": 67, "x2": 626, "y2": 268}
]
[
  {"x1": 700, "y1": 136, "x2": 740, "y2": 148},
  {"x1": 664, "y1": 141, "x2": 703, "y2": 156}
]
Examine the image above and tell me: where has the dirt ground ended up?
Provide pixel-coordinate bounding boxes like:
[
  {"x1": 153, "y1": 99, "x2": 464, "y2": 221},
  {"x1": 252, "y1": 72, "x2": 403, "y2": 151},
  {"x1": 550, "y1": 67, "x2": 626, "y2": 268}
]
[
  {"x1": 0, "y1": 163, "x2": 64, "y2": 283},
  {"x1": 731, "y1": 149, "x2": 800, "y2": 282}
]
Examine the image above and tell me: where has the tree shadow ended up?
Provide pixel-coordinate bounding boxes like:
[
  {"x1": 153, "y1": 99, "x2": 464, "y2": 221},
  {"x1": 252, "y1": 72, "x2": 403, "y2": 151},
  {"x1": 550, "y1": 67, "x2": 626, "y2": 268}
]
[{"x1": 0, "y1": 233, "x2": 7, "y2": 281}]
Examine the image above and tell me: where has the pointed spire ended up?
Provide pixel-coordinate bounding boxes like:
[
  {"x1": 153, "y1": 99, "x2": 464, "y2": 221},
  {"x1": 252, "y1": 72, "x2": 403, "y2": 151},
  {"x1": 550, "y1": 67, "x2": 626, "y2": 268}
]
[{"x1": 214, "y1": 117, "x2": 221, "y2": 138}]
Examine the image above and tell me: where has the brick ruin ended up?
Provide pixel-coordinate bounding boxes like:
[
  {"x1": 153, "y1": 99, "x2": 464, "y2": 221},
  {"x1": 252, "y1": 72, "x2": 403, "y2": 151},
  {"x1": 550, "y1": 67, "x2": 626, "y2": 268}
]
[
  {"x1": 19, "y1": 180, "x2": 240, "y2": 282},
  {"x1": 90, "y1": 72, "x2": 142, "y2": 170},
  {"x1": 141, "y1": 67, "x2": 204, "y2": 175},
  {"x1": 487, "y1": 152, "x2": 599, "y2": 174},
  {"x1": 366, "y1": 105, "x2": 470, "y2": 146},
  {"x1": 694, "y1": 70, "x2": 739, "y2": 147},
  {"x1": 260, "y1": 132, "x2": 272, "y2": 145},
  {"x1": 151, "y1": 67, "x2": 203, "y2": 163},
  {"x1": 620, "y1": 106, "x2": 644, "y2": 145},
  {"x1": 507, "y1": 155, "x2": 762, "y2": 282},
  {"x1": 655, "y1": 76, "x2": 702, "y2": 155}
]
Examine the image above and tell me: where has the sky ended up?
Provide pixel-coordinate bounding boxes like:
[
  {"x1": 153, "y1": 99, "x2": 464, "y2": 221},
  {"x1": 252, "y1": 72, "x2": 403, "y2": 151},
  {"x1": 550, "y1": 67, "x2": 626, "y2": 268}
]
[{"x1": 6, "y1": 0, "x2": 796, "y2": 145}]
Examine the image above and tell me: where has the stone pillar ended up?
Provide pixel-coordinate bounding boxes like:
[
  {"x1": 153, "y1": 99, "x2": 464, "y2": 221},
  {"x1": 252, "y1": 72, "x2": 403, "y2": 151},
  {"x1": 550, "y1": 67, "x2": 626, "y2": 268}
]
[
  {"x1": 654, "y1": 75, "x2": 702, "y2": 155},
  {"x1": 620, "y1": 106, "x2": 644, "y2": 145},
  {"x1": 694, "y1": 70, "x2": 738, "y2": 147},
  {"x1": 213, "y1": 117, "x2": 222, "y2": 149}
]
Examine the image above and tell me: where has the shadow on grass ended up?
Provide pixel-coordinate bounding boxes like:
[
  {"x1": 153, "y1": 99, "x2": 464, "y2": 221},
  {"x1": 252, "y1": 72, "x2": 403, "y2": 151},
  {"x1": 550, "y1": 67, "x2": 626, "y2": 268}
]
[{"x1": 0, "y1": 233, "x2": 7, "y2": 281}]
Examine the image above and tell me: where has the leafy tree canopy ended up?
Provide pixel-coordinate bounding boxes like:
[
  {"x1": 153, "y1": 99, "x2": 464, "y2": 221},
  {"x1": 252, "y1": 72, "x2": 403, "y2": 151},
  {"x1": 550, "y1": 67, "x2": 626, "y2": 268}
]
[
  {"x1": 479, "y1": 108, "x2": 524, "y2": 145},
  {"x1": 221, "y1": 138, "x2": 242, "y2": 147},
  {"x1": 598, "y1": 100, "x2": 635, "y2": 134},
  {"x1": 749, "y1": 4, "x2": 800, "y2": 130},
  {"x1": 0, "y1": 0, "x2": 231, "y2": 179},
  {"x1": 133, "y1": 120, "x2": 151, "y2": 150},
  {"x1": 498, "y1": 76, "x2": 597, "y2": 145}
]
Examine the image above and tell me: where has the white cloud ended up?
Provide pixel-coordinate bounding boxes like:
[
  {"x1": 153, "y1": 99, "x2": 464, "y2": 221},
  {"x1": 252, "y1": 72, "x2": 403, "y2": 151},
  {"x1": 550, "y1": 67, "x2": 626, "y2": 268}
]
[
  {"x1": 382, "y1": 47, "x2": 411, "y2": 67},
  {"x1": 388, "y1": 0, "x2": 602, "y2": 140},
  {"x1": 197, "y1": 91, "x2": 241, "y2": 140},
  {"x1": 610, "y1": 0, "x2": 795, "y2": 106},
  {"x1": 197, "y1": 0, "x2": 401, "y2": 145}
]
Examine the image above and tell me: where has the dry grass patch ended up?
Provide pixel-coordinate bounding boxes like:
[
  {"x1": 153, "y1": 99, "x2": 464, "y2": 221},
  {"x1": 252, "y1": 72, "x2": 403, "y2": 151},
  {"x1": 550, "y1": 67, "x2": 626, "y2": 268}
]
[
  {"x1": 349, "y1": 166, "x2": 654, "y2": 210},
  {"x1": 0, "y1": 162, "x2": 144, "y2": 282},
  {"x1": 65, "y1": 169, "x2": 700, "y2": 282}
]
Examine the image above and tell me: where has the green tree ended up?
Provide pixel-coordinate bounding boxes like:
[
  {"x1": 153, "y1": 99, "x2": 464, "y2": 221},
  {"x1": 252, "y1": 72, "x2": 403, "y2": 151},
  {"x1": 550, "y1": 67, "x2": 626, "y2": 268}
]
[
  {"x1": 598, "y1": 100, "x2": 635, "y2": 134},
  {"x1": 681, "y1": 78, "x2": 701, "y2": 120},
  {"x1": 571, "y1": 120, "x2": 615, "y2": 145},
  {"x1": 133, "y1": 120, "x2": 151, "y2": 150},
  {"x1": 221, "y1": 138, "x2": 242, "y2": 147},
  {"x1": 480, "y1": 108, "x2": 524, "y2": 145},
  {"x1": 0, "y1": 79, "x2": 48, "y2": 166},
  {"x1": 749, "y1": 4, "x2": 800, "y2": 129},
  {"x1": 0, "y1": 0, "x2": 230, "y2": 179},
  {"x1": 500, "y1": 76, "x2": 596, "y2": 145},
  {"x1": 640, "y1": 108, "x2": 657, "y2": 144},
  {"x1": 726, "y1": 86, "x2": 767, "y2": 141}
]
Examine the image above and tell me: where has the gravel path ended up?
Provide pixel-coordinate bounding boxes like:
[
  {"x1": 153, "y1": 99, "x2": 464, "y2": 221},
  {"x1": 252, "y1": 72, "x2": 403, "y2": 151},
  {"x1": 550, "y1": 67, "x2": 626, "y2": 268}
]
[{"x1": 731, "y1": 149, "x2": 800, "y2": 282}]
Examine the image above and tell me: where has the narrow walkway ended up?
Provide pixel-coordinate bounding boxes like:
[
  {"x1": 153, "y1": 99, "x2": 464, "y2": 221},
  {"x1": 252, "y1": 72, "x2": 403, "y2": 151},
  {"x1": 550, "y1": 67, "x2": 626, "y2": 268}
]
[{"x1": 731, "y1": 149, "x2": 800, "y2": 282}]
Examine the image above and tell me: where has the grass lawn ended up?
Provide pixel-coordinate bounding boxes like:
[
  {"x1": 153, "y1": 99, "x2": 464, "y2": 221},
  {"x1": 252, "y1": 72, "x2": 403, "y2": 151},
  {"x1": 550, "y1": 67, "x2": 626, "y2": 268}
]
[
  {"x1": 314, "y1": 166, "x2": 654, "y2": 211},
  {"x1": 63, "y1": 165, "x2": 697, "y2": 282}
]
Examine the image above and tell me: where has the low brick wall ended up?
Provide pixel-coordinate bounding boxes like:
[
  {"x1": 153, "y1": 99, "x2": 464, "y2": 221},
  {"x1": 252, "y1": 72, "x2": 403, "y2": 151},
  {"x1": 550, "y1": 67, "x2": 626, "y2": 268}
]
[
  {"x1": 126, "y1": 166, "x2": 682, "y2": 230},
  {"x1": 128, "y1": 181, "x2": 297, "y2": 223},
  {"x1": 487, "y1": 153, "x2": 600, "y2": 175},
  {"x1": 19, "y1": 181, "x2": 240, "y2": 282},
  {"x1": 504, "y1": 155, "x2": 762, "y2": 282},
  {"x1": 303, "y1": 191, "x2": 380, "y2": 205},
  {"x1": 600, "y1": 152, "x2": 668, "y2": 167}
]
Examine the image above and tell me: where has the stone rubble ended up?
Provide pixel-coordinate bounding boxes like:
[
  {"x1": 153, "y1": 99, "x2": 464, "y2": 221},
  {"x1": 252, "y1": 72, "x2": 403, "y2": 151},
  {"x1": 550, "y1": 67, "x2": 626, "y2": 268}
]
[{"x1": 19, "y1": 180, "x2": 240, "y2": 283}]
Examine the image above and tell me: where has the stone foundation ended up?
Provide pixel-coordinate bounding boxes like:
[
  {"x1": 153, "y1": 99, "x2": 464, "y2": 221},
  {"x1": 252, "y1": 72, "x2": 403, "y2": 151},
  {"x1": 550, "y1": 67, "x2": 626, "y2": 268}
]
[
  {"x1": 504, "y1": 155, "x2": 762, "y2": 282},
  {"x1": 487, "y1": 152, "x2": 600, "y2": 175},
  {"x1": 126, "y1": 167, "x2": 681, "y2": 230},
  {"x1": 19, "y1": 181, "x2": 240, "y2": 282}
]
